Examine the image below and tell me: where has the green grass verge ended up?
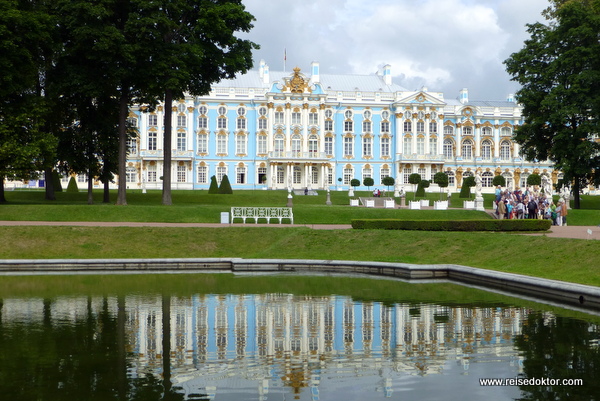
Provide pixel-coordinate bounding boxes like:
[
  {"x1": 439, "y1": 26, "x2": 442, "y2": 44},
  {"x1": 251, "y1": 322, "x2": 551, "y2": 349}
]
[{"x1": 1, "y1": 226, "x2": 599, "y2": 287}]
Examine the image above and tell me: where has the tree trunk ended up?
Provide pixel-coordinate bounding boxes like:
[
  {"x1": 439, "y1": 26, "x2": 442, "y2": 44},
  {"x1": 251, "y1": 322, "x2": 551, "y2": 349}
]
[
  {"x1": 87, "y1": 170, "x2": 94, "y2": 205},
  {"x1": 162, "y1": 89, "x2": 173, "y2": 206},
  {"x1": 573, "y1": 176, "x2": 581, "y2": 209},
  {"x1": 103, "y1": 179, "x2": 110, "y2": 203},
  {"x1": 0, "y1": 175, "x2": 6, "y2": 203},
  {"x1": 116, "y1": 91, "x2": 129, "y2": 205},
  {"x1": 44, "y1": 167, "x2": 56, "y2": 201}
]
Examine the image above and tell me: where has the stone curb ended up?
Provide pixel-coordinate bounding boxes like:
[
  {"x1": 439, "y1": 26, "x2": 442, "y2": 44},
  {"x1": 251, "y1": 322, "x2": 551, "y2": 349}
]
[{"x1": 1, "y1": 258, "x2": 598, "y2": 311}]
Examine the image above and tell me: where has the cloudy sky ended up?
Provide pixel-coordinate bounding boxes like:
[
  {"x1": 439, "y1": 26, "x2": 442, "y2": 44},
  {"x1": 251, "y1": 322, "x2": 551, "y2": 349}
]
[{"x1": 240, "y1": 0, "x2": 550, "y2": 101}]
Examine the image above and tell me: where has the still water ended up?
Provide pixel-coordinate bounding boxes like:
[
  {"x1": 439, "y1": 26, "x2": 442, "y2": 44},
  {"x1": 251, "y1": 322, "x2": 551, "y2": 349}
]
[{"x1": 0, "y1": 274, "x2": 599, "y2": 401}]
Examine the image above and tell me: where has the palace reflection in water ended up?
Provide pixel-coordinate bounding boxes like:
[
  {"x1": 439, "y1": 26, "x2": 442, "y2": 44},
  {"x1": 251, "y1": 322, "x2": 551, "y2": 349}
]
[{"x1": 1, "y1": 293, "x2": 599, "y2": 401}]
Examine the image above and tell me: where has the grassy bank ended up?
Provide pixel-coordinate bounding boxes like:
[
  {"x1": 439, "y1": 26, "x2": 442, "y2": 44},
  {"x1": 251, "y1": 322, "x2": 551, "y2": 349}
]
[{"x1": 1, "y1": 226, "x2": 599, "y2": 286}]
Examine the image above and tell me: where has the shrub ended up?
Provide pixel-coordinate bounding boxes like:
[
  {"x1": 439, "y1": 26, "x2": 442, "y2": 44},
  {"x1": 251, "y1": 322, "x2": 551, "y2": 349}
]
[
  {"x1": 433, "y1": 172, "x2": 448, "y2": 200},
  {"x1": 382, "y1": 176, "x2": 395, "y2": 191},
  {"x1": 492, "y1": 174, "x2": 506, "y2": 188},
  {"x1": 363, "y1": 177, "x2": 374, "y2": 189},
  {"x1": 208, "y1": 175, "x2": 219, "y2": 194},
  {"x1": 459, "y1": 176, "x2": 476, "y2": 198},
  {"x1": 66, "y1": 176, "x2": 78, "y2": 193},
  {"x1": 351, "y1": 219, "x2": 551, "y2": 231},
  {"x1": 527, "y1": 173, "x2": 541, "y2": 187},
  {"x1": 350, "y1": 178, "x2": 360, "y2": 187},
  {"x1": 218, "y1": 174, "x2": 233, "y2": 194},
  {"x1": 416, "y1": 179, "x2": 430, "y2": 198}
]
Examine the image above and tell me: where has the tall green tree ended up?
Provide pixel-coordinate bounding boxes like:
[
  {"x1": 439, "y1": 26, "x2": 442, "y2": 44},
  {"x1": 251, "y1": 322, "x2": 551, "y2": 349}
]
[
  {"x1": 504, "y1": 0, "x2": 600, "y2": 209},
  {"x1": 138, "y1": 0, "x2": 258, "y2": 205}
]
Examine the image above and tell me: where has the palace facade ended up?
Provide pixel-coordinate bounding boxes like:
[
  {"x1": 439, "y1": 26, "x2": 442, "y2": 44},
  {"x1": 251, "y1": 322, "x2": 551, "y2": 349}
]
[{"x1": 123, "y1": 60, "x2": 557, "y2": 193}]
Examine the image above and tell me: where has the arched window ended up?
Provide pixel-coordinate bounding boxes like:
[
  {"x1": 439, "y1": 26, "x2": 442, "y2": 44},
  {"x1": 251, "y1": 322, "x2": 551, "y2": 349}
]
[
  {"x1": 482, "y1": 126, "x2": 492, "y2": 136},
  {"x1": 308, "y1": 134, "x2": 319, "y2": 156},
  {"x1": 443, "y1": 138, "x2": 454, "y2": 159},
  {"x1": 291, "y1": 134, "x2": 302, "y2": 156},
  {"x1": 462, "y1": 139, "x2": 473, "y2": 159},
  {"x1": 274, "y1": 134, "x2": 284, "y2": 155},
  {"x1": 463, "y1": 126, "x2": 473, "y2": 136},
  {"x1": 500, "y1": 140, "x2": 511, "y2": 160},
  {"x1": 429, "y1": 136, "x2": 438, "y2": 155},
  {"x1": 482, "y1": 172, "x2": 493, "y2": 187},
  {"x1": 416, "y1": 136, "x2": 425, "y2": 155},
  {"x1": 445, "y1": 170, "x2": 455, "y2": 186},
  {"x1": 444, "y1": 125, "x2": 454, "y2": 136},
  {"x1": 481, "y1": 139, "x2": 492, "y2": 160}
]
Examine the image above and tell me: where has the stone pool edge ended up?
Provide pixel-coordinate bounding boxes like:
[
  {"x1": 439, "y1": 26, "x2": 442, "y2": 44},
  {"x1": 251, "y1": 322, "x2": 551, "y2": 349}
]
[{"x1": 1, "y1": 258, "x2": 598, "y2": 311}]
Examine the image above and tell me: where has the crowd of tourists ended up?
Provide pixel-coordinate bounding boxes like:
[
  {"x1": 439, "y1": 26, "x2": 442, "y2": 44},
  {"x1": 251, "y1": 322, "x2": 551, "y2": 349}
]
[{"x1": 494, "y1": 185, "x2": 568, "y2": 226}]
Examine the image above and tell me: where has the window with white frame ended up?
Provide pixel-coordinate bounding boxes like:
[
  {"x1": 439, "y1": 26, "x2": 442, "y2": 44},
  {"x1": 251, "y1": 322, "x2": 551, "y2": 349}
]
[
  {"x1": 343, "y1": 136, "x2": 353, "y2": 157},
  {"x1": 344, "y1": 119, "x2": 353, "y2": 132},
  {"x1": 362, "y1": 136, "x2": 372, "y2": 157},
  {"x1": 362, "y1": 168, "x2": 372, "y2": 182},
  {"x1": 198, "y1": 115, "x2": 208, "y2": 129},
  {"x1": 177, "y1": 132, "x2": 186, "y2": 152},
  {"x1": 291, "y1": 134, "x2": 302, "y2": 156},
  {"x1": 444, "y1": 125, "x2": 454, "y2": 136},
  {"x1": 481, "y1": 139, "x2": 492, "y2": 160},
  {"x1": 236, "y1": 134, "x2": 247, "y2": 155},
  {"x1": 274, "y1": 111, "x2": 284, "y2": 124},
  {"x1": 381, "y1": 120, "x2": 390, "y2": 134},
  {"x1": 416, "y1": 121, "x2": 425, "y2": 134},
  {"x1": 148, "y1": 132, "x2": 157, "y2": 151},
  {"x1": 403, "y1": 136, "x2": 412, "y2": 155},
  {"x1": 463, "y1": 126, "x2": 473, "y2": 136},
  {"x1": 429, "y1": 121, "x2": 437, "y2": 134},
  {"x1": 443, "y1": 138, "x2": 453, "y2": 158},
  {"x1": 198, "y1": 105, "x2": 208, "y2": 115},
  {"x1": 197, "y1": 132, "x2": 208, "y2": 154},
  {"x1": 216, "y1": 166, "x2": 226, "y2": 184},
  {"x1": 257, "y1": 167, "x2": 266, "y2": 184},
  {"x1": 293, "y1": 166, "x2": 301, "y2": 184},
  {"x1": 217, "y1": 134, "x2": 228, "y2": 155},
  {"x1": 197, "y1": 165, "x2": 207, "y2": 184},
  {"x1": 236, "y1": 116, "x2": 246, "y2": 130},
  {"x1": 380, "y1": 168, "x2": 390, "y2": 183},
  {"x1": 343, "y1": 168, "x2": 353, "y2": 185},
  {"x1": 445, "y1": 170, "x2": 455, "y2": 186},
  {"x1": 502, "y1": 172, "x2": 513, "y2": 188},
  {"x1": 482, "y1": 172, "x2": 493, "y2": 187},
  {"x1": 274, "y1": 134, "x2": 284, "y2": 154},
  {"x1": 403, "y1": 167, "x2": 412, "y2": 184},
  {"x1": 291, "y1": 111, "x2": 301, "y2": 125},
  {"x1": 327, "y1": 167, "x2": 333, "y2": 185},
  {"x1": 417, "y1": 136, "x2": 425, "y2": 155},
  {"x1": 418, "y1": 168, "x2": 426, "y2": 180},
  {"x1": 520, "y1": 173, "x2": 529, "y2": 188},
  {"x1": 309, "y1": 111, "x2": 318, "y2": 126},
  {"x1": 380, "y1": 136, "x2": 390, "y2": 157},
  {"x1": 277, "y1": 166, "x2": 284, "y2": 184},
  {"x1": 236, "y1": 166, "x2": 246, "y2": 184},
  {"x1": 430, "y1": 167, "x2": 437, "y2": 182},
  {"x1": 501, "y1": 127, "x2": 512, "y2": 136},
  {"x1": 257, "y1": 134, "x2": 267, "y2": 155},
  {"x1": 403, "y1": 120, "x2": 412, "y2": 133},
  {"x1": 362, "y1": 120, "x2": 372, "y2": 133},
  {"x1": 324, "y1": 119, "x2": 333, "y2": 131},
  {"x1": 325, "y1": 136, "x2": 333, "y2": 156},
  {"x1": 148, "y1": 114, "x2": 158, "y2": 126},
  {"x1": 429, "y1": 136, "x2": 437, "y2": 155},
  {"x1": 258, "y1": 117, "x2": 267, "y2": 130},
  {"x1": 217, "y1": 116, "x2": 227, "y2": 130},
  {"x1": 127, "y1": 138, "x2": 137, "y2": 155},
  {"x1": 462, "y1": 139, "x2": 473, "y2": 159},
  {"x1": 258, "y1": 106, "x2": 267, "y2": 116},
  {"x1": 311, "y1": 166, "x2": 318, "y2": 184},
  {"x1": 500, "y1": 140, "x2": 511, "y2": 160},
  {"x1": 218, "y1": 105, "x2": 227, "y2": 115},
  {"x1": 308, "y1": 134, "x2": 318, "y2": 155},
  {"x1": 177, "y1": 165, "x2": 186, "y2": 182},
  {"x1": 177, "y1": 115, "x2": 186, "y2": 127},
  {"x1": 147, "y1": 164, "x2": 157, "y2": 182},
  {"x1": 126, "y1": 167, "x2": 137, "y2": 183},
  {"x1": 482, "y1": 126, "x2": 492, "y2": 136}
]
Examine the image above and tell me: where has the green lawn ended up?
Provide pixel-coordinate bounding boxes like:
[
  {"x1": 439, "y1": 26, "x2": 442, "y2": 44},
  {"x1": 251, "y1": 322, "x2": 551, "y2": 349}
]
[{"x1": 1, "y1": 189, "x2": 599, "y2": 288}]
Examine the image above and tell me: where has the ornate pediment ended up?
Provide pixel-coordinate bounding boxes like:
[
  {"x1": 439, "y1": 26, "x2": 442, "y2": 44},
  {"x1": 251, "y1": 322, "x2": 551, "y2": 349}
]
[{"x1": 282, "y1": 67, "x2": 312, "y2": 94}]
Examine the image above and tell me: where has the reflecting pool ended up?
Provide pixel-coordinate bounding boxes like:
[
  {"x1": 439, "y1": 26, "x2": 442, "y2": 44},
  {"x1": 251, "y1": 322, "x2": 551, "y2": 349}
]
[{"x1": 0, "y1": 274, "x2": 599, "y2": 401}]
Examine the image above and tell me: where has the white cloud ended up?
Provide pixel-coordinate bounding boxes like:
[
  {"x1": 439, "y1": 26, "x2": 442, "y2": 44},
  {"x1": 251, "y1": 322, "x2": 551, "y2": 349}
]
[{"x1": 241, "y1": 0, "x2": 549, "y2": 99}]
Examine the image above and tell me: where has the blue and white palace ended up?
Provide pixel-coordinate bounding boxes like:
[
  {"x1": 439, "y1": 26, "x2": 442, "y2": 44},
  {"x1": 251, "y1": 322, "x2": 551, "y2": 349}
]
[{"x1": 124, "y1": 61, "x2": 557, "y2": 193}]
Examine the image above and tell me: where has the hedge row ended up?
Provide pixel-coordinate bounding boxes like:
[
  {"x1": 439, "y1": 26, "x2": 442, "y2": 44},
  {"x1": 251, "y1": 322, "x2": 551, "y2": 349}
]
[{"x1": 351, "y1": 219, "x2": 552, "y2": 231}]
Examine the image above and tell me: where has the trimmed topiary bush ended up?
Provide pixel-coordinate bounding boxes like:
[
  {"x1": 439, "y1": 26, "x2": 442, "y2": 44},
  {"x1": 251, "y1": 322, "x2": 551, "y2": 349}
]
[
  {"x1": 66, "y1": 176, "x2": 78, "y2": 193},
  {"x1": 434, "y1": 172, "x2": 448, "y2": 200},
  {"x1": 492, "y1": 174, "x2": 506, "y2": 188},
  {"x1": 218, "y1": 174, "x2": 233, "y2": 194},
  {"x1": 527, "y1": 173, "x2": 541, "y2": 187},
  {"x1": 350, "y1": 178, "x2": 360, "y2": 188},
  {"x1": 208, "y1": 175, "x2": 219, "y2": 194},
  {"x1": 416, "y1": 179, "x2": 430, "y2": 198},
  {"x1": 459, "y1": 176, "x2": 476, "y2": 198},
  {"x1": 382, "y1": 176, "x2": 395, "y2": 191},
  {"x1": 363, "y1": 177, "x2": 374, "y2": 190}
]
